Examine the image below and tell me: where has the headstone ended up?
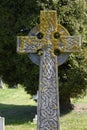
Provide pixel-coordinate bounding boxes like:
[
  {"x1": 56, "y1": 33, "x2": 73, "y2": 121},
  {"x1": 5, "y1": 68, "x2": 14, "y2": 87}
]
[
  {"x1": 0, "y1": 117, "x2": 5, "y2": 130},
  {"x1": 17, "y1": 10, "x2": 81, "y2": 130},
  {"x1": 33, "y1": 91, "x2": 38, "y2": 102},
  {"x1": 0, "y1": 78, "x2": 4, "y2": 89},
  {"x1": 33, "y1": 114, "x2": 37, "y2": 124},
  {"x1": 33, "y1": 91, "x2": 38, "y2": 124}
]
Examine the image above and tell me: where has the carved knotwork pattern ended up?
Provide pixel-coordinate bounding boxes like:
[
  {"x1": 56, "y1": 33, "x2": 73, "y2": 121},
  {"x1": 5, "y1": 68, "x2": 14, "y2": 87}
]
[
  {"x1": 16, "y1": 11, "x2": 81, "y2": 130},
  {"x1": 38, "y1": 46, "x2": 60, "y2": 130},
  {"x1": 17, "y1": 36, "x2": 46, "y2": 53},
  {"x1": 17, "y1": 26, "x2": 81, "y2": 54},
  {"x1": 59, "y1": 36, "x2": 81, "y2": 52}
]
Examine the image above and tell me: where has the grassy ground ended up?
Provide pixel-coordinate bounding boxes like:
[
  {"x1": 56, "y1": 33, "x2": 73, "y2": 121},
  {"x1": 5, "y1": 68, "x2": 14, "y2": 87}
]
[{"x1": 0, "y1": 86, "x2": 87, "y2": 130}]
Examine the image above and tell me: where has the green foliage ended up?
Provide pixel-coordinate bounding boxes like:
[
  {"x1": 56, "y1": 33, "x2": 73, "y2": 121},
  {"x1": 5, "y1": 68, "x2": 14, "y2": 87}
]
[
  {"x1": 59, "y1": 45, "x2": 87, "y2": 99},
  {"x1": 0, "y1": 87, "x2": 36, "y2": 130},
  {"x1": 0, "y1": 0, "x2": 40, "y2": 87},
  {"x1": 0, "y1": 0, "x2": 87, "y2": 107}
]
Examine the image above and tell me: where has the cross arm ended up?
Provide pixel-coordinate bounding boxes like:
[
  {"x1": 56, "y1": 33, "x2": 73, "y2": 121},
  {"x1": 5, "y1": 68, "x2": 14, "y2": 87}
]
[
  {"x1": 58, "y1": 35, "x2": 81, "y2": 52},
  {"x1": 17, "y1": 36, "x2": 45, "y2": 53}
]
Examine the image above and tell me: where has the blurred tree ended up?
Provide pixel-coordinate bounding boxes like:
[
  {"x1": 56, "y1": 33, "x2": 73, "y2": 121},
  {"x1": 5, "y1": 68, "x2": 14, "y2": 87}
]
[
  {"x1": 0, "y1": 0, "x2": 87, "y2": 109},
  {"x1": 0, "y1": 0, "x2": 40, "y2": 87}
]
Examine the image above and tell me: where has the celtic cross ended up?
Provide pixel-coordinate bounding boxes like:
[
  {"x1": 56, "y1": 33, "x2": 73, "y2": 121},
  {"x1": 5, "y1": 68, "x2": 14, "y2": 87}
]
[{"x1": 17, "y1": 10, "x2": 81, "y2": 130}]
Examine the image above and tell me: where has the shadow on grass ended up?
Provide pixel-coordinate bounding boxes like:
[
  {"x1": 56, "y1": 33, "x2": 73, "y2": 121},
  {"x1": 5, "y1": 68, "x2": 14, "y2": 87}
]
[
  {"x1": 0, "y1": 103, "x2": 37, "y2": 125},
  {"x1": 60, "y1": 109, "x2": 73, "y2": 117},
  {"x1": 0, "y1": 103, "x2": 73, "y2": 125}
]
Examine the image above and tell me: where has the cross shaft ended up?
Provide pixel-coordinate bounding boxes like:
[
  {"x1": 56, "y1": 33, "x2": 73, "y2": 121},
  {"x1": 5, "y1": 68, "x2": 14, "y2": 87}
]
[{"x1": 38, "y1": 46, "x2": 60, "y2": 130}]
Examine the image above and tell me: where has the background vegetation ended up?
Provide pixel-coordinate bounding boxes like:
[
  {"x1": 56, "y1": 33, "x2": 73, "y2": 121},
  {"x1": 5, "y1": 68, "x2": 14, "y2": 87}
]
[{"x1": 0, "y1": 0, "x2": 87, "y2": 109}]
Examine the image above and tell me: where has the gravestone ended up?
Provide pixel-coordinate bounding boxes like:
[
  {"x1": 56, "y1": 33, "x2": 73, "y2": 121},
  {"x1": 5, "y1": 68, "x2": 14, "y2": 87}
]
[
  {"x1": 33, "y1": 91, "x2": 38, "y2": 124},
  {"x1": 0, "y1": 78, "x2": 4, "y2": 89},
  {"x1": 17, "y1": 10, "x2": 81, "y2": 130},
  {"x1": 33, "y1": 114, "x2": 38, "y2": 124},
  {"x1": 0, "y1": 117, "x2": 5, "y2": 130},
  {"x1": 33, "y1": 91, "x2": 38, "y2": 102}
]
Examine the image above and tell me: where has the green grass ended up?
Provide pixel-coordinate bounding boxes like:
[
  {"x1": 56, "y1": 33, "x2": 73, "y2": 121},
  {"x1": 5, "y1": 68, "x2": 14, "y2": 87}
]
[
  {"x1": 60, "y1": 112, "x2": 87, "y2": 130},
  {"x1": 71, "y1": 93, "x2": 87, "y2": 104},
  {"x1": 0, "y1": 86, "x2": 37, "y2": 130},
  {"x1": 0, "y1": 87, "x2": 87, "y2": 130}
]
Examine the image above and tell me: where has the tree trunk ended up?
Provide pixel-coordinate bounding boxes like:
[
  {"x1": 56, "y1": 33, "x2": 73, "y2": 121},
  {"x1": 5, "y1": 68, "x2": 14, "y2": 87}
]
[{"x1": 60, "y1": 97, "x2": 73, "y2": 111}]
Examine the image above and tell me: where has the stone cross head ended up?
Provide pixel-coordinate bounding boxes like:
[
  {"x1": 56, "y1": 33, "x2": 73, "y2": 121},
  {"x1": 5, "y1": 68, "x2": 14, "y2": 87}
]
[{"x1": 17, "y1": 10, "x2": 81, "y2": 58}]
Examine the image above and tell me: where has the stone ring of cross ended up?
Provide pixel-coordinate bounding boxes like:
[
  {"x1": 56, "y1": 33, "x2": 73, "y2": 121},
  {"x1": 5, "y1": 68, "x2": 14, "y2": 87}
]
[
  {"x1": 28, "y1": 23, "x2": 69, "y2": 66},
  {"x1": 17, "y1": 10, "x2": 81, "y2": 66}
]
